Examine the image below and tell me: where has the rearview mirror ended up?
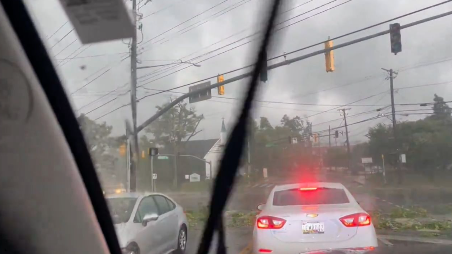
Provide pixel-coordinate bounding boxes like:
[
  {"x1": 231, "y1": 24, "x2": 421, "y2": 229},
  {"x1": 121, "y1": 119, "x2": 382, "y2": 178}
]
[
  {"x1": 142, "y1": 213, "x2": 159, "y2": 226},
  {"x1": 257, "y1": 204, "x2": 265, "y2": 211}
]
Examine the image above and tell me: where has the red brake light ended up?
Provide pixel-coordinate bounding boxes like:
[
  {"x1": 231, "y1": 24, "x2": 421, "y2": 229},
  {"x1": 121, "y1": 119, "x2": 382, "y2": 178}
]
[
  {"x1": 299, "y1": 187, "x2": 317, "y2": 191},
  {"x1": 259, "y1": 249, "x2": 273, "y2": 253},
  {"x1": 340, "y1": 213, "x2": 371, "y2": 227},
  {"x1": 257, "y1": 216, "x2": 286, "y2": 229}
]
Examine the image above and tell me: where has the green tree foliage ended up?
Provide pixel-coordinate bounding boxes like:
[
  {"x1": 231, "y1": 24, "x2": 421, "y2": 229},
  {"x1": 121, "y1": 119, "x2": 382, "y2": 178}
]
[
  {"x1": 429, "y1": 94, "x2": 451, "y2": 120},
  {"x1": 366, "y1": 94, "x2": 452, "y2": 174},
  {"x1": 145, "y1": 101, "x2": 203, "y2": 146},
  {"x1": 77, "y1": 114, "x2": 127, "y2": 186},
  {"x1": 145, "y1": 100, "x2": 203, "y2": 188}
]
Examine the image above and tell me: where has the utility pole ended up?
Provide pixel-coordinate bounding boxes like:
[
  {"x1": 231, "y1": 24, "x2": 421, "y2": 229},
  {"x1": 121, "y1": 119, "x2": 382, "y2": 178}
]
[
  {"x1": 129, "y1": 0, "x2": 138, "y2": 192},
  {"x1": 382, "y1": 68, "x2": 402, "y2": 183},
  {"x1": 339, "y1": 109, "x2": 351, "y2": 172},
  {"x1": 329, "y1": 125, "x2": 331, "y2": 148}
]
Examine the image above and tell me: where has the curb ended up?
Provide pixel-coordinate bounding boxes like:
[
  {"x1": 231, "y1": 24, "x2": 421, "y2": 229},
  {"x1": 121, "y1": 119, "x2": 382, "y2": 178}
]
[{"x1": 378, "y1": 234, "x2": 452, "y2": 245}]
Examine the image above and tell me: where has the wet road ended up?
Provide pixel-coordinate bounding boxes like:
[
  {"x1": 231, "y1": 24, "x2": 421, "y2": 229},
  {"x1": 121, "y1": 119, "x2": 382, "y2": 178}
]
[
  {"x1": 185, "y1": 227, "x2": 452, "y2": 254},
  {"x1": 171, "y1": 171, "x2": 452, "y2": 254}
]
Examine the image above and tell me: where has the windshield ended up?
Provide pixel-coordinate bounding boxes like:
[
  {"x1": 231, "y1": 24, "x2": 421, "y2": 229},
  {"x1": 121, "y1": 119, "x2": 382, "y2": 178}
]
[
  {"x1": 107, "y1": 197, "x2": 137, "y2": 224},
  {"x1": 273, "y1": 188, "x2": 349, "y2": 206},
  {"x1": 22, "y1": 0, "x2": 452, "y2": 253}
]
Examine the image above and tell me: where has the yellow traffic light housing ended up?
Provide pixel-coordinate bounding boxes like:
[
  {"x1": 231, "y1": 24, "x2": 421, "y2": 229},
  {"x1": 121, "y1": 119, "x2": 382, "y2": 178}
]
[
  {"x1": 119, "y1": 144, "x2": 126, "y2": 156},
  {"x1": 325, "y1": 39, "x2": 335, "y2": 72},
  {"x1": 217, "y1": 75, "x2": 225, "y2": 95}
]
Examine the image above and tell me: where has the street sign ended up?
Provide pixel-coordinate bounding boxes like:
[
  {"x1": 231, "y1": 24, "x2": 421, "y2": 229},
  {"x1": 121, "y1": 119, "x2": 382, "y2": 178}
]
[
  {"x1": 158, "y1": 156, "x2": 169, "y2": 160},
  {"x1": 400, "y1": 154, "x2": 406, "y2": 163},
  {"x1": 361, "y1": 157, "x2": 373, "y2": 164},
  {"x1": 189, "y1": 173, "x2": 201, "y2": 182},
  {"x1": 189, "y1": 81, "x2": 212, "y2": 103},
  {"x1": 153, "y1": 173, "x2": 157, "y2": 180},
  {"x1": 148, "y1": 147, "x2": 158, "y2": 156}
]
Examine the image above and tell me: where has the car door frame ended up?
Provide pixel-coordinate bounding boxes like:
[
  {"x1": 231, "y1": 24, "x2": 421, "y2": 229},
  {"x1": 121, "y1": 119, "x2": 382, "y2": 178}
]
[
  {"x1": 152, "y1": 195, "x2": 178, "y2": 252},
  {"x1": 131, "y1": 196, "x2": 162, "y2": 254}
]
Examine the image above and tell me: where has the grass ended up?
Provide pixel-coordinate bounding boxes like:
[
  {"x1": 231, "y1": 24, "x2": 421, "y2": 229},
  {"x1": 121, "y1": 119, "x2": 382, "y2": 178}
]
[
  {"x1": 390, "y1": 207, "x2": 428, "y2": 219},
  {"x1": 179, "y1": 181, "x2": 212, "y2": 192},
  {"x1": 185, "y1": 206, "x2": 258, "y2": 228},
  {"x1": 372, "y1": 208, "x2": 452, "y2": 235}
]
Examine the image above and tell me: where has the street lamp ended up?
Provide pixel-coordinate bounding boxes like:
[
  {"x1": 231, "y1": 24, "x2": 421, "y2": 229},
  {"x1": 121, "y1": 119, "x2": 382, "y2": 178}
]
[{"x1": 137, "y1": 60, "x2": 201, "y2": 69}]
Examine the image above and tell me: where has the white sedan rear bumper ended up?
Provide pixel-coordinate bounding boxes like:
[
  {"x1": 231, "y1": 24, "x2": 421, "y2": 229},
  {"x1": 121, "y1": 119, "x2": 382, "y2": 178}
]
[{"x1": 252, "y1": 225, "x2": 378, "y2": 254}]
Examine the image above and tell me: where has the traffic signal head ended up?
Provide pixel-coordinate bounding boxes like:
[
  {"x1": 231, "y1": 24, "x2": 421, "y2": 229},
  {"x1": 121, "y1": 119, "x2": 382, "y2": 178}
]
[
  {"x1": 119, "y1": 144, "x2": 126, "y2": 156},
  {"x1": 217, "y1": 75, "x2": 225, "y2": 95},
  {"x1": 335, "y1": 130, "x2": 339, "y2": 138},
  {"x1": 324, "y1": 40, "x2": 335, "y2": 72},
  {"x1": 389, "y1": 23, "x2": 402, "y2": 55}
]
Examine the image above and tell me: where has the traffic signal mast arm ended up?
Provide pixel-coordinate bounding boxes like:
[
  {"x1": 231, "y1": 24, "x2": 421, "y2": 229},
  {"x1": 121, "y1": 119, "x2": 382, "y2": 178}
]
[{"x1": 136, "y1": 10, "x2": 452, "y2": 133}]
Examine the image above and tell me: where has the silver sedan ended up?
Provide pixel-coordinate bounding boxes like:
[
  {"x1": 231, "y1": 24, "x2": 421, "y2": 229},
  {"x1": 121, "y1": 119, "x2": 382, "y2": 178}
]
[{"x1": 107, "y1": 192, "x2": 188, "y2": 254}]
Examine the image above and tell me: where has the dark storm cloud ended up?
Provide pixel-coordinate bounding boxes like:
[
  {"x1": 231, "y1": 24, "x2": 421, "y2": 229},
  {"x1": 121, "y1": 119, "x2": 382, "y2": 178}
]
[{"x1": 25, "y1": 0, "x2": 452, "y2": 141}]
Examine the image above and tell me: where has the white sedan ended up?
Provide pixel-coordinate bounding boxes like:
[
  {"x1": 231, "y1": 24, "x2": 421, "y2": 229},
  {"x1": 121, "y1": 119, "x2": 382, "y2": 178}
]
[
  {"x1": 106, "y1": 192, "x2": 188, "y2": 254},
  {"x1": 253, "y1": 182, "x2": 378, "y2": 254}
]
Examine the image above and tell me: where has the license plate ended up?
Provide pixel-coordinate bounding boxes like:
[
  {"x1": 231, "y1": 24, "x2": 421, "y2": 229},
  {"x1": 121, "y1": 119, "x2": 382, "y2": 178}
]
[{"x1": 302, "y1": 222, "x2": 325, "y2": 234}]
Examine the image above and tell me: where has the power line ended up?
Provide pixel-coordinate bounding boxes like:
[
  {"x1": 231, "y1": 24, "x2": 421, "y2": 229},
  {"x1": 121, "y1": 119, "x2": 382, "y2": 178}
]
[
  {"x1": 55, "y1": 51, "x2": 129, "y2": 61},
  {"x1": 71, "y1": 69, "x2": 110, "y2": 95},
  {"x1": 77, "y1": 82, "x2": 129, "y2": 111},
  {"x1": 47, "y1": 21, "x2": 69, "y2": 40},
  {"x1": 54, "y1": 38, "x2": 78, "y2": 57},
  {"x1": 49, "y1": 28, "x2": 74, "y2": 49},
  {"x1": 93, "y1": 10, "x2": 452, "y2": 120},
  {"x1": 138, "y1": 0, "x2": 452, "y2": 87},
  {"x1": 142, "y1": 0, "x2": 189, "y2": 19},
  {"x1": 140, "y1": 0, "x2": 230, "y2": 47},
  {"x1": 137, "y1": 0, "x2": 349, "y2": 79},
  {"x1": 157, "y1": 0, "x2": 253, "y2": 45}
]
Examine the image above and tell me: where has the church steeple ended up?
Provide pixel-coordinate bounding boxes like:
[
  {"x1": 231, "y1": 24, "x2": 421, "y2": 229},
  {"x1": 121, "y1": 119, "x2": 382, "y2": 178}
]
[{"x1": 220, "y1": 118, "x2": 227, "y2": 145}]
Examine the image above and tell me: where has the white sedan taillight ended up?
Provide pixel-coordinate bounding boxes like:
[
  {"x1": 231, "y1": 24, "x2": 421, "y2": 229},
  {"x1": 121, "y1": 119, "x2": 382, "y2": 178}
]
[
  {"x1": 339, "y1": 213, "x2": 371, "y2": 227},
  {"x1": 257, "y1": 216, "x2": 286, "y2": 229}
]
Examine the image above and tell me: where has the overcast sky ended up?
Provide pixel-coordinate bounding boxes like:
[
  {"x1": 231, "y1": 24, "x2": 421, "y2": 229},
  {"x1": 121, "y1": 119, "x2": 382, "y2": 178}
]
[{"x1": 25, "y1": 0, "x2": 452, "y2": 145}]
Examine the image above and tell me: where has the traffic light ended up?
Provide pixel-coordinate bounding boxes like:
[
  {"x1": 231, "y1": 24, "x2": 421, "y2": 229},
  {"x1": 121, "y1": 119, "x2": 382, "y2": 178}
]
[
  {"x1": 325, "y1": 39, "x2": 334, "y2": 72},
  {"x1": 313, "y1": 134, "x2": 319, "y2": 144},
  {"x1": 334, "y1": 130, "x2": 339, "y2": 138},
  {"x1": 217, "y1": 75, "x2": 225, "y2": 95},
  {"x1": 389, "y1": 23, "x2": 402, "y2": 55},
  {"x1": 260, "y1": 50, "x2": 268, "y2": 82},
  {"x1": 119, "y1": 144, "x2": 126, "y2": 156}
]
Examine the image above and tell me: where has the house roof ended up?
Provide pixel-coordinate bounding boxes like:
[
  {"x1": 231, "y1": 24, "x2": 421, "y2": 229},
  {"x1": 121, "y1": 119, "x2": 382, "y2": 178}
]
[
  {"x1": 159, "y1": 139, "x2": 219, "y2": 158},
  {"x1": 183, "y1": 139, "x2": 218, "y2": 158}
]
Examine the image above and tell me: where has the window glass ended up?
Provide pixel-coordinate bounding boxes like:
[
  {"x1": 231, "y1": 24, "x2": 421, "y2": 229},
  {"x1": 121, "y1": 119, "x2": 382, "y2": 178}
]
[
  {"x1": 153, "y1": 195, "x2": 171, "y2": 215},
  {"x1": 166, "y1": 198, "x2": 176, "y2": 210},
  {"x1": 107, "y1": 198, "x2": 137, "y2": 224},
  {"x1": 135, "y1": 197, "x2": 159, "y2": 222},
  {"x1": 273, "y1": 188, "x2": 349, "y2": 206}
]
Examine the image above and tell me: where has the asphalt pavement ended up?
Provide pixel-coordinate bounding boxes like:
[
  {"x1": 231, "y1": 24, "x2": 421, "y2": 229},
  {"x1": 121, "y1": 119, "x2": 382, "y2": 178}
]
[
  {"x1": 185, "y1": 227, "x2": 452, "y2": 254},
  {"x1": 170, "y1": 171, "x2": 452, "y2": 254}
]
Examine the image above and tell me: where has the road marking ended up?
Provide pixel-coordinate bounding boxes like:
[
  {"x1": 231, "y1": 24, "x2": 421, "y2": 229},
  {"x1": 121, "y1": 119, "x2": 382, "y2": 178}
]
[
  {"x1": 239, "y1": 242, "x2": 252, "y2": 254},
  {"x1": 378, "y1": 237, "x2": 394, "y2": 246},
  {"x1": 259, "y1": 184, "x2": 267, "y2": 188},
  {"x1": 252, "y1": 184, "x2": 258, "y2": 188},
  {"x1": 378, "y1": 235, "x2": 452, "y2": 245}
]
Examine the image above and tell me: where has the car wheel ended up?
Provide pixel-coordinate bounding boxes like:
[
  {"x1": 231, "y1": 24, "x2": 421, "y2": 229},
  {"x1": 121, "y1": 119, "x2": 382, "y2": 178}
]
[
  {"x1": 175, "y1": 226, "x2": 187, "y2": 254},
  {"x1": 126, "y1": 243, "x2": 140, "y2": 254}
]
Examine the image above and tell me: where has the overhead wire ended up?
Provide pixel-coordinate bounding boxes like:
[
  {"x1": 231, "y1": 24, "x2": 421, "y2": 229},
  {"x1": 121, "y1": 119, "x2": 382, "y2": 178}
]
[
  {"x1": 140, "y1": 0, "x2": 231, "y2": 47},
  {"x1": 46, "y1": 21, "x2": 69, "y2": 40},
  {"x1": 137, "y1": 0, "x2": 452, "y2": 88},
  {"x1": 49, "y1": 28, "x2": 74, "y2": 49}
]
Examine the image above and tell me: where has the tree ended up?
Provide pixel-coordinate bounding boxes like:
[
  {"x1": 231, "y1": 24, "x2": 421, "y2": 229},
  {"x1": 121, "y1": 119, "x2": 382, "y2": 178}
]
[
  {"x1": 280, "y1": 115, "x2": 304, "y2": 133},
  {"x1": 259, "y1": 117, "x2": 273, "y2": 131},
  {"x1": 145, "y1": 100, "x2": 203, "y2": 188},
  {"x1": 77, "y1": 114, "x2": 126, "y2": 186},
  {"x1": 430, "y1": 94, "x2": 451, "y2": 120}
]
